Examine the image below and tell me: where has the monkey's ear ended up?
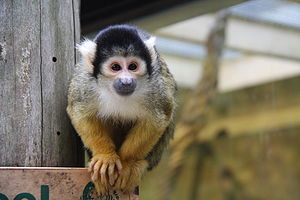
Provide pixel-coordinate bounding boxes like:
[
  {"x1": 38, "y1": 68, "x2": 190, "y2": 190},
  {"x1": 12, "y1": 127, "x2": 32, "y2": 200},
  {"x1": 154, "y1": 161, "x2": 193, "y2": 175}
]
[
  {"x1": 77, "y1": 39, "x2": 97, "y2": 72},
  {"x1": 144, "y1": 36, "x2": 158, "y2": 65}
]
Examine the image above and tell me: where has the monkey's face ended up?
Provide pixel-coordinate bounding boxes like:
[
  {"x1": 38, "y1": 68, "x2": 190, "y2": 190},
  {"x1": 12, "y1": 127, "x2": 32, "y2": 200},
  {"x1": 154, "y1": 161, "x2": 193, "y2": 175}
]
[{"x1": 101, "y1": 55, "x2": 147, "y2": 96}]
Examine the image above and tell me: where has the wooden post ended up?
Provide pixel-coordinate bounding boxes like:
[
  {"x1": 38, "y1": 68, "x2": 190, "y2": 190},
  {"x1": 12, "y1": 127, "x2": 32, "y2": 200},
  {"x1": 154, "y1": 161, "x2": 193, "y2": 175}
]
[{"x1": 0, "y1": 0, "x2": 83, "y2": 167}]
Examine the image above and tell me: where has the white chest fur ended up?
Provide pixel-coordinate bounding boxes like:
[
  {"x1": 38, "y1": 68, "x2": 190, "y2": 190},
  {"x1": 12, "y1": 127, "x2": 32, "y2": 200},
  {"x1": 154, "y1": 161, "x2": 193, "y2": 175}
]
[{"x1": 96, "y1": 87, "x2": 146, "y2": 120}]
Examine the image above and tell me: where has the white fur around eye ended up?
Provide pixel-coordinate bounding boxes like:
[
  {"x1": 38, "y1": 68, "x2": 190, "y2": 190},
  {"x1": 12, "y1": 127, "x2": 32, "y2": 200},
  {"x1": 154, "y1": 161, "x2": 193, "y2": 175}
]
[
  {"x1": 131, "y1": 57, "x2": 147, "y2": 76},
  {"x1": 101, "y1": 56, "x2": 122, "y2": 77},
  {"x1": 77, "y1": 39, "x2": 96, "y2": 72},
  {"x1": 101, "y1": 56, "x2": 147, "y2": 77}
]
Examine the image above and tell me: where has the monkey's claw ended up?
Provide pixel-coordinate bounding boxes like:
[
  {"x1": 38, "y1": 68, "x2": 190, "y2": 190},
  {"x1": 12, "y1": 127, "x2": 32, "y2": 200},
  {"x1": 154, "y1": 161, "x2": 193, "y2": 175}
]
[{"x1": 89, "y1": 154, "x2": 122, "y2": 186}]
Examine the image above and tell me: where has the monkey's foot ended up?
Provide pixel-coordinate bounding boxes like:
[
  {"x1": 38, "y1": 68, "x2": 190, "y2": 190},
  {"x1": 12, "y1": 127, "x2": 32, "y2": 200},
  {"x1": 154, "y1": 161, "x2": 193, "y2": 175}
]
[
  {"x1": 89, "y1": 153, "x2": 123, "y2": 186},
  {"x1": 114, "y1": 160, "x2": 148, "y2": 193}
]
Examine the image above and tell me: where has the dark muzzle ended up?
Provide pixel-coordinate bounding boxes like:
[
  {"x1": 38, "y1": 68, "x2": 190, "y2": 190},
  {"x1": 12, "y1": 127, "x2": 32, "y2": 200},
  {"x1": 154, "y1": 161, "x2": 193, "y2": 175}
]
[{"x1": 113, "y1": 77, "x2": 137, "y2": 96}]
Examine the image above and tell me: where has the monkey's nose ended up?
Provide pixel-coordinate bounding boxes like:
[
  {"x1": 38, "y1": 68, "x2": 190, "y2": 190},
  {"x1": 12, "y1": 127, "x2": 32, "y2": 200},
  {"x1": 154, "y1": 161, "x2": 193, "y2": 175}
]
[{"x1": 113, "y1": 78, "x2": 137, "y2": 96}]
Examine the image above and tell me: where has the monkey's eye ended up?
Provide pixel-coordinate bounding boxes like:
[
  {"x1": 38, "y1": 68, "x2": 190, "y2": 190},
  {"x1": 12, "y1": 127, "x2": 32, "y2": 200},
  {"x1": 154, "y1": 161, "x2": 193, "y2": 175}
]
[
  {"x1": 111, "y1": 63, "x2": 122, "y2": 71},
  {"x1": 128, "y1": 63, "x2": 138, "y2": 71}
]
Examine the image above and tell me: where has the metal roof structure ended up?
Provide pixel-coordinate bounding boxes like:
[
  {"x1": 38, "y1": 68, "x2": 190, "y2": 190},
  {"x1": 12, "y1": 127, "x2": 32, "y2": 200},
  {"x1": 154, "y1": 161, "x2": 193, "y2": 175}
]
[
  {"x1": 229, "y1": 0, "x2": 300, "y2": 30},
  {"x1": 81, "y1": 0, "x2": 191, "y2": 34},
  {"x1": 80, "y1": 0, "x2": 247, "y2": 34}
]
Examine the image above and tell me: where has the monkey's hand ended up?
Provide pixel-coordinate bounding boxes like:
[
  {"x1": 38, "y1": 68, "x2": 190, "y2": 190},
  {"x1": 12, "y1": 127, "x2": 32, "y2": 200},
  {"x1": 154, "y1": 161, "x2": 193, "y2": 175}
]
[
  {"x1": 114, "y1": 160, "x2": 148, "y2": 193},
  {"x1": 89, "y1": 153, "x2": 123, "y2": 193}
]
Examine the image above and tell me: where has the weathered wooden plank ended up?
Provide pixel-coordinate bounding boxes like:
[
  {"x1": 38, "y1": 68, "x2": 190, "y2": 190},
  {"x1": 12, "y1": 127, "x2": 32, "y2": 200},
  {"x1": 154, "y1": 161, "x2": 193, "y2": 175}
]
[
  {"x1": 0, "y1": 0, "x2": 42, "y2": 166},
  {"x1": 0, "y1": 0, "x2": 14, "y2": 165},
  {"x1": 73, "y1": 0, "x2": 81, "y2": 63},
  {"x1": 198, "y1": 75, "x2": 300, "y2": 140},
  {"x1": 0, "y1": 167, "x2": 139, "y2": 200},
  {"x1": 0, "y1": 167, "x2": 91, "y2": 199},
  {"x1": 0, "y1": 0, "x2": 83, "y2": 167},
  {"x1": 40, "y1": 0, "x2": 83, "y2": 166}
]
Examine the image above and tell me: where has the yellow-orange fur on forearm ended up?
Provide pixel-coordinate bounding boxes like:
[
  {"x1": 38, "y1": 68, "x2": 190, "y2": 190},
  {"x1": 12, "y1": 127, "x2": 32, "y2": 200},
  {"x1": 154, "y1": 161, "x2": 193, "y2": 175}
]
[
  {"x1": 67, "y1": 107, "x2": 116, "y2": 155},
  {"x1": 118, "y1": 119, "x2": 168, "y2": 161}
]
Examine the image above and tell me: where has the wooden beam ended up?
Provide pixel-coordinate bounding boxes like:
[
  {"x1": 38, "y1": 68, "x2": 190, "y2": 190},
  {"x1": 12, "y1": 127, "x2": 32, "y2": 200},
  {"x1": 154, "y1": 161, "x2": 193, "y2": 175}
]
[
  {"x1": 132, "y1": 0, "x2": 247, "y2": 31},
  {"x1": 227, "y1": 16, "x2": 300, "y2": 61},
  {"x1": 198, "y1": 75, "x2": 300, "y2": 141},
  {"x1": 200, "y1": 103, "x2": 300, "y2": 141}
]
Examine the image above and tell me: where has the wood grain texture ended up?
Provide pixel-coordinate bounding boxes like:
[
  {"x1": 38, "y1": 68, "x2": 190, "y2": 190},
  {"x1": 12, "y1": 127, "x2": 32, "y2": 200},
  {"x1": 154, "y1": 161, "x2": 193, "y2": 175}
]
[
  {"x1": 0, "y1": 0, "x2": 83, "y2": 167},
  {"x1": 0, "y1": 0, "x2": 42, "y2": 166},
  {"x1": 40, "y1": 0, "x2": 83, "y2": 166},
  {"x1": 73, "y1": 0, "x2": 81, "y2": 63}
]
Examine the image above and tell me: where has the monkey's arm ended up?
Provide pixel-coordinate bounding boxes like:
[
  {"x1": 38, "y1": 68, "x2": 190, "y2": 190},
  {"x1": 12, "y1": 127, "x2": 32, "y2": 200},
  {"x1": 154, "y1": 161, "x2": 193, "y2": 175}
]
[
  {"x1": 145, "y1": 120, "x2": 175, "y2": 170},
  {"x1": 67, "y1": 107, "x2": 122, "y2": 192},
  {"x1": 119, "y1": 120, "x2": 169, "y2": 160},
  {"x1": 115, "y1": 117, "x2": 172, "y2": 191}
]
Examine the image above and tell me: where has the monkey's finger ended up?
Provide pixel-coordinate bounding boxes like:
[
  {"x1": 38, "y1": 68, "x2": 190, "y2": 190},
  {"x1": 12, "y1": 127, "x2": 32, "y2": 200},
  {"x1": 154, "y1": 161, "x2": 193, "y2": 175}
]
[
  {"x1": 108, "y1": 164, "x2": 116, "y2": 185},
  {"x1": 121, "y1": 172, "x2": 130, "y2": 189},
  {"x1": 129, "y1": 193, "x2": 136, "y2": 200},
  {"x1": 92, "y1": 161, "x2": 102, "y2": 181},
  {"x1": 91, "y1": 172, "x2": 99, "y2": 182},
  {"x1": 88, "y1": 163, "x2": 92, "y2": 172},
  {"x1": 116, "y1": 159, "x2": 122, "y2": 173},
  {"x1": 100, "y1": 163, "x2": 108, "y2": 186},
  {"x1": 89, "y1": 159, "x2": 98, "y2": 172},
  {"x1": 88, "y1": 162, "x2": 94, "y2": 172},
  {"x1": 114, "y1": 176, "x2": 121, "y2": 189},
  {"x1": 93, "y1": 160, "x2": 102, "y2": 174},
  {"x1": 114, "y1": 174, "x2": 119, "y2": 186},
  {"x1": 105, "y1": 186, "x2": 110, "y2": 196},
  {"x1": 114, "y1": 171, "x2": 119, "y2": 185}
]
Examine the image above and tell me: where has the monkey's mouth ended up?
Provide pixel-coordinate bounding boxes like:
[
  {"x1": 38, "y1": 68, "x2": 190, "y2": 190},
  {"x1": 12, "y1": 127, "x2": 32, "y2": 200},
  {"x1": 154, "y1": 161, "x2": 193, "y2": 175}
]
[{"x1": 115, "y1": 87, "x2": 135, "y2": 96}]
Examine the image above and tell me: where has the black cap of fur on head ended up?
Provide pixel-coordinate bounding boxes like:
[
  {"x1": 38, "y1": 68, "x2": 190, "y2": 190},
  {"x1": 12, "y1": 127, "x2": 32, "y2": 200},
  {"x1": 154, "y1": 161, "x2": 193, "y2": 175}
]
[{"x1": 92, "y1": 25, "x2": 153, "y2": 78}]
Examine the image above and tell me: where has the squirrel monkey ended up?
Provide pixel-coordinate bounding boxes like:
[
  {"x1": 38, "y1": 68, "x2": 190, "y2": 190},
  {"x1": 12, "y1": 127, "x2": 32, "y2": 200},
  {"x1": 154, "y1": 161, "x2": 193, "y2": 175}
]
[{"x1": 67, "y1": 25, "x2": 176, "y2": 195}]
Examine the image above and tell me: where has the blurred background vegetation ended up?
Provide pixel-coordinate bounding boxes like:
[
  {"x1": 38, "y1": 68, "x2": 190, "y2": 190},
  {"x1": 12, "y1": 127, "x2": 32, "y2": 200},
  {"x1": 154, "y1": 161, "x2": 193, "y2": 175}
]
[{"x1": 81, "y1": 0, "x2": 300, "y2": 199}]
